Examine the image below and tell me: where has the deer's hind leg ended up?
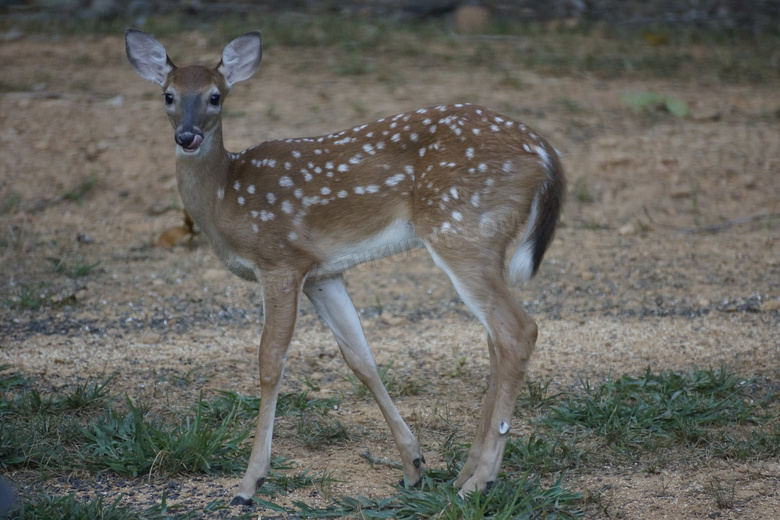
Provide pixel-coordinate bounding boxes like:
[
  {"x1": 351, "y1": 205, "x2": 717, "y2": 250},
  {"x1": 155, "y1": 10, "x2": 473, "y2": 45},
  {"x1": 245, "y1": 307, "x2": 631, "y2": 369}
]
[
  {"x1": 424, "y1": 241, "x2": 538, "y2": 495},
  {"x1": 304, "y1": 275, "x2": 425, "y2": 487}
]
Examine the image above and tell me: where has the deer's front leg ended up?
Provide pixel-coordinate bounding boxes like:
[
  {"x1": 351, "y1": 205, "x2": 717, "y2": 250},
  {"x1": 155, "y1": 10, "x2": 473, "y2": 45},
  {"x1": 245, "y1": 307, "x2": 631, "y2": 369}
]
[{"x1": 231, "y1": 273, "x2": 303, "y2": 506}]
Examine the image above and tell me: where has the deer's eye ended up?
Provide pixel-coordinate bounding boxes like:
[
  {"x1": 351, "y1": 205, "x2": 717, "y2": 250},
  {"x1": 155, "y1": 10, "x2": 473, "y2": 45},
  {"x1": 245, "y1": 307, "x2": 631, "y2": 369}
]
[
  {"x1": 209, "y1": 94, "x2": 221, "y2": 106},
  {"x1": 164, "y1": 93, "x2": 174, "y2": 105}
]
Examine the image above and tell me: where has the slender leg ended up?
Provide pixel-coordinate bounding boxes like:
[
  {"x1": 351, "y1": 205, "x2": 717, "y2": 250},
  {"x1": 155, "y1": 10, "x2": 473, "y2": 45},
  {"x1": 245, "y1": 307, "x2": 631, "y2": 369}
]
[
  {"x1": 304, "y1": 275, "x2": 425, "y2": 486},
  {"x1": 453, "y1": 334, "x2": 498, "y2": 488},
  {"x1": 232, "y1": 273, "x2": 304, "y2": 505},
  {"x1": 425, "y1": 244, "x2": 537, "y2": 495}
]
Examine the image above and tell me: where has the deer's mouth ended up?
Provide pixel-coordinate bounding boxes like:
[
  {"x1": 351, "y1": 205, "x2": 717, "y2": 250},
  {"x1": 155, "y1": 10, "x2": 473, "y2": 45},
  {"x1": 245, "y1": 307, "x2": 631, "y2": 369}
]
[{"x1": 175, "y1": 132, "x2": 204, "y2": 153}]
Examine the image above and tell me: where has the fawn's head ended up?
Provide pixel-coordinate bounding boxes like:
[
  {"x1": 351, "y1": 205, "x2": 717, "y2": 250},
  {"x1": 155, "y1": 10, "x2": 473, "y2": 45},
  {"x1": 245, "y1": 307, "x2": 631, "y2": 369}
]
[{"x1": 125, "y1": 29, "x2": 262, "y2": 154}]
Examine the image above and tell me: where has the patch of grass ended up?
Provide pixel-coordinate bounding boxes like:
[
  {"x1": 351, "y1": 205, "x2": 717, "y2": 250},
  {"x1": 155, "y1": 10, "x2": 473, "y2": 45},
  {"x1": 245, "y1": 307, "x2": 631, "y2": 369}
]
[
  {"x1": 200, "y1": 389, "x2": 339, "y2": 423},
  {"x1": 276, "y1": 390, "x2": 340, "y2": 416},
  {"x1": 543, "y1": 367, "x2": 770, "y2": 455},
  {"x1": 343, "y1": 362, "x2": 426, "y2": 398},
  {"x1": 709, "y1": 427, "x2": 780, "y2": 461},
  {"x1": 295, "y1": 471, "x2": 583, "y2": 519},
  {"x1": 504, "y1": 433, "x2": 585, "y2": 476},
  {"x1": 6, "y1": 491, "x2": 215, "y2": 520},
  {"x1": 705, "y1": 477, "x2": 736, "y2": 510},
  {"x1": 83, "y1": 394, "x2": 251, "y2": 477},
  {"x1": 263, "y1": 467, "x2": 336, "y2": 498},
  {"x1": 2, "y1": 377, "x2": 113, "y2": 418},
  {"x1": 62, "y1": 173, "x2": 100, "y2": 205},
  {"x1": 517, "y1": 378, "x2": 561, "y2": 411},
  {"x1": 47, "y1": 256, "x2": 101, "y2": 278},
  {"x1": 294, "y1": 412, "x2": 356, "y2": 450},
  {"x1": 0, "y1": 192, "x2": 21, "y2": 215},
  {"x1": 5, "y1": 284, "x2": 49, "y2": 311}
]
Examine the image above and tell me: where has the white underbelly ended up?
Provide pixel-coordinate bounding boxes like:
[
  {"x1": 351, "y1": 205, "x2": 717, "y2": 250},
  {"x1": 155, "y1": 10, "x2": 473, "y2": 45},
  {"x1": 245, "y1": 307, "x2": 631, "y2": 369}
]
[{"x1": 309, "y1": 220, "x2": 423, "y2": 278}]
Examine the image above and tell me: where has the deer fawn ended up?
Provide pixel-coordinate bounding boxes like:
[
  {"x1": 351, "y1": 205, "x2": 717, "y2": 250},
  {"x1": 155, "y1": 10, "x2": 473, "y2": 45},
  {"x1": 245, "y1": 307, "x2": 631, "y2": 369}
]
[{"x1": 125, "y1": 29, "x2": 565, "y2": 505}]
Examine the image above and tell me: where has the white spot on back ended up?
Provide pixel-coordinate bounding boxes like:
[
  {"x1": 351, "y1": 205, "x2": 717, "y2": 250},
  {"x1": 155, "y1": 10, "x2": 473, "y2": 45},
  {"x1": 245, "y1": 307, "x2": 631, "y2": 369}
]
[
  {"x1": 260, "y1": 210, "x2": 275, "y2": 221},
  {"x1": 465, "y1": 147, "x2": 474, "y2": 160},
  {"x1": 385, "y1": 173, "x2": 405, "y2": 186},
  {"x1": 217, "y1": 187, "x2": 225, "y2": 199},
  {"x1": 281, "y1": 200, "x2": 294, "y2": 214},
  {"x1": 337, "y1": 190, "x2": 348, "y2": 198},
  {"x1": 233, "y1": 180, "x2": 241, "y2": 191},
  {"x1": 449, "y1": 187, "x2": 459, "y2": 200},
  {"x1": 452, "y1": 211, "x2": 463, "y2": 222},
  {"x1": 338, "y1": 164, "x2": 349, "y2": 173},
  {"x1": 279, "y1": 176, "x2": 294, "y2": 188},
  {"x1": 321, "y1": 186, "x2": 331, "y2": 195},
  {"x1": 302, "y1": 195, "x2": 320, "y2": 207},
  {"x1": 266, "y1": 192, "x2": 276, "y2": 204},
  {"x1": 237, "y1": 196, "x2": 245, "y2": 205}
]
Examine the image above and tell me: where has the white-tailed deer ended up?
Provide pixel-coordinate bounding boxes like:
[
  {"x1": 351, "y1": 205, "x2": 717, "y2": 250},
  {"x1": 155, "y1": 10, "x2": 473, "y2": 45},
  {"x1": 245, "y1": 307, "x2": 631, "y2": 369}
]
[{"x1": 125, "y1": 29, "x2": 565, "y2": 505}]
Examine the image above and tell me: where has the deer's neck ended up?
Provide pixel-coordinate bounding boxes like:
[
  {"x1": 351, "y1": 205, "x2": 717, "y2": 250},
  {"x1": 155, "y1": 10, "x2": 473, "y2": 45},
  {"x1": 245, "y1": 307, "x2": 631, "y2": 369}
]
[{"x1": 175, "y1": 124, "x2": 230, "y2": 231}]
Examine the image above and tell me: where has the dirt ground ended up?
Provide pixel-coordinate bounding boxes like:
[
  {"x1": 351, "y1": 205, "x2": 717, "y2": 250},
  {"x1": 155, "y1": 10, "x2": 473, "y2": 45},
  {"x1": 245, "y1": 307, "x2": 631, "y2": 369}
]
[{"x1": 0, "y1": 28, "x2": 779, "y2": 519}]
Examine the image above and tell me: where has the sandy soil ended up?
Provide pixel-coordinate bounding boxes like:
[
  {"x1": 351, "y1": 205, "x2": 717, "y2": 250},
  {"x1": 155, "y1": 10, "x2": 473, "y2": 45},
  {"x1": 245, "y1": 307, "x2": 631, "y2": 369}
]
[{"x1": 0, "y1": 29, "x2": 778, "y2": 518}]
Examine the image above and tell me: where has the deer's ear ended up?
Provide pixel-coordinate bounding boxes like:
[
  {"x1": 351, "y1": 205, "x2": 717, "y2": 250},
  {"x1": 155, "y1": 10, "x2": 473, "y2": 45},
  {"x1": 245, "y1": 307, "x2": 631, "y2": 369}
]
[
  {"x1": 125, "y1": 28, "x2": 174, "y2": 86},
  {"x1": 218, "y1": 32, "x2": 262, "y2": 88}
]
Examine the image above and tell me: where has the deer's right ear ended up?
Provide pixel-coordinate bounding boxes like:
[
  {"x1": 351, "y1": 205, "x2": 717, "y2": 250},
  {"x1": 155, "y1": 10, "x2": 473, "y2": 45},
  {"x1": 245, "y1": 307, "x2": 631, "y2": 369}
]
[{"x1": 125, "y1": 28, "x2": 174, "y2": 86}]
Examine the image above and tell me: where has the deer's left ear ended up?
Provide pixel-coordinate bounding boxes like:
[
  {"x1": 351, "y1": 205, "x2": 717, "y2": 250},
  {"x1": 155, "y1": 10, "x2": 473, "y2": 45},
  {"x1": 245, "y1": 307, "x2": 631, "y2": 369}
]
[
  {"x1": 218, "y1": 32, "x2": 262, "y2": 89},
  {"x1": 125, "y1": 28, "x2": 174, "y2": 86}
]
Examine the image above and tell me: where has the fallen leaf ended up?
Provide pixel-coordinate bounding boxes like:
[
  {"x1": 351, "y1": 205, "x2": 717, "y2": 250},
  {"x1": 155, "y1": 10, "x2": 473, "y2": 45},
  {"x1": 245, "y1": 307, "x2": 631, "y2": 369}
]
[
  {"x1": 154, "y1": 210, "x2": 196, "y2": 247},
  {"x1": 155, "y1": 226, "x2": 192, "y2": 248}
]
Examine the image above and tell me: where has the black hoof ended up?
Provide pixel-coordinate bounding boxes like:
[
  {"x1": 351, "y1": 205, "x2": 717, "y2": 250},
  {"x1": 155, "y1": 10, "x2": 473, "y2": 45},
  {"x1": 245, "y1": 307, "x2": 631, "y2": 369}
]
[
  {"x1": 230, "y1": 495, "x2": 253, "y2": 506},
  {"x1": 485, "y1": 481, "x2": 495, "y2": 491},
  {"x1": 413, "y1": 457, "x2": 422, "y2": 469},
  {"x1": 256, "y1": 477, "x2": 265, "y2": 489}
]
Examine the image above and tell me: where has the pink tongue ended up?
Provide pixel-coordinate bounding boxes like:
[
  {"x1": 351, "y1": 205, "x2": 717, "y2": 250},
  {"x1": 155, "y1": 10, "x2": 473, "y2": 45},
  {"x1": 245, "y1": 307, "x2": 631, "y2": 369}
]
[{"x1": 186, "y1": 134, "x2": 203, "y2": 150}]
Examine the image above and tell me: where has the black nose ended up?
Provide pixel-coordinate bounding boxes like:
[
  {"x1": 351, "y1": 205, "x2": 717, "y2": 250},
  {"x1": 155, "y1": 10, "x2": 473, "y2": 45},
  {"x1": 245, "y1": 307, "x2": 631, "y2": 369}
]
[{"x1": 176, "y1": 132, "x2": 198, "y2": 148}]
